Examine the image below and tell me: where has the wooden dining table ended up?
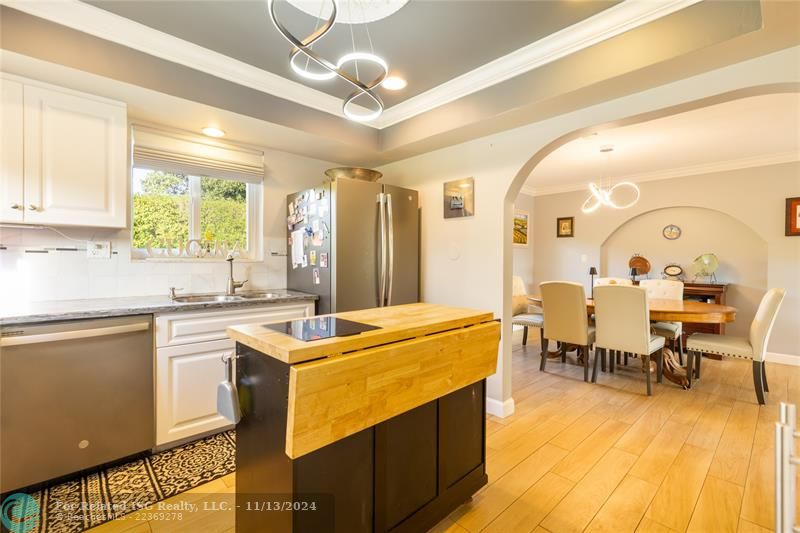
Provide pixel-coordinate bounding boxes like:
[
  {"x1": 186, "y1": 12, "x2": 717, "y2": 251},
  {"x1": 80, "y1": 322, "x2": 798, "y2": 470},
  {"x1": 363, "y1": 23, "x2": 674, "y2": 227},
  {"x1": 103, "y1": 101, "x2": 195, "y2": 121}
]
[{"x1": 527, "y1": 296, "x2": 737, "y2": 324}]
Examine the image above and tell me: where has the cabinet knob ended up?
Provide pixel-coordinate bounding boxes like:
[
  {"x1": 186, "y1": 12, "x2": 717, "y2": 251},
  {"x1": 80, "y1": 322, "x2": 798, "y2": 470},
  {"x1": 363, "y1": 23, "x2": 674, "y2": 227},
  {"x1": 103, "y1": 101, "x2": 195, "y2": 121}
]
[
  {"x1": 10, "y1": 203, "x2": 22, "y2": 210},
  {"x1": 27, "y1": 204, "x2": 39, "y2": 211}
]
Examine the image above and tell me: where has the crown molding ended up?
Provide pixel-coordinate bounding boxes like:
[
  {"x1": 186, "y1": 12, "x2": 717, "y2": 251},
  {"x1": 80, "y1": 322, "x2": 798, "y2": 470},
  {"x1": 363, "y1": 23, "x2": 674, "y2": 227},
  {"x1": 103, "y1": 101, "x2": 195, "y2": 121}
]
[
  {"x1": 371, "y1": 0, "x2": 702, "y2": 128},
  {"x1": 3, "y1": 0, "x2": 699, "y2": 129},
  {"x1": 527, "y1": 151, "x2": 800, "y2": 197}
]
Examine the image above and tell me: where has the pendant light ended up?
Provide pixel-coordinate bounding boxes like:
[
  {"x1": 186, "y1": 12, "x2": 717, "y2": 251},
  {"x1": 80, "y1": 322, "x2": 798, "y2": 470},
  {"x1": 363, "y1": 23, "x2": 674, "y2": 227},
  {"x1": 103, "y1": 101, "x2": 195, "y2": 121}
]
[
  {"x1": 267, "y1": 0, "x2": 407, "y2": 122},
  {"x1": 581, "y1": 145, "x2": 640, "y2": 214}
]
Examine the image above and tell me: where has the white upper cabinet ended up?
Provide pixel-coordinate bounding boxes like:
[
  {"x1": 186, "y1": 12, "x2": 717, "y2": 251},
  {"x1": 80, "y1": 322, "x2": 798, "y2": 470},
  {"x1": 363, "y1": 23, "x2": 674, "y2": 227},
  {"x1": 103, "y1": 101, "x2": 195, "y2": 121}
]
[
  {"x1": 1, "y1": 75, "x2": 128, "y2": 228},
  {"x1": 0, "y1": 78, "x2": 24, "y2": 223}
]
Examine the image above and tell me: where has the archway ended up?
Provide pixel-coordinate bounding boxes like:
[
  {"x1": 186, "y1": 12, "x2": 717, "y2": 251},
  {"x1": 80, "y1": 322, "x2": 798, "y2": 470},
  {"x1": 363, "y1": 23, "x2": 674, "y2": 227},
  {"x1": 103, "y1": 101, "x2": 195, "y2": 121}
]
[{"x1": 501, "y1": 83, "x2": 800, "y2": 412}]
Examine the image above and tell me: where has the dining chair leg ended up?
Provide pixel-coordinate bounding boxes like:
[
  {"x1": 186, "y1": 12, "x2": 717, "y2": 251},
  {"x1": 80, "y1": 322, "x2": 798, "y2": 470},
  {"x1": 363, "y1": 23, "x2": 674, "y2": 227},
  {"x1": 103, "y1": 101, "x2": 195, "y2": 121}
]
[
  {"x1": 624, "y1": 352, "x2": 629, "y2": 366},
  {"x1": 583, "y1": 345, "x2": 590, "y2": 383},
  {"x1": 540, "y1": 338, "x2": 549, "y2": 372},
  {"x1": 522, "y1": 326, "x2": 528, "y2": 346},
  {"x1": 686, "y1": 350, "x2": 694, "y2": 388},
  {"x1": 561, "y1": 343, "x2": 567, "y2": 363},
  {"x1": 609, "y1": 350, "x2": 616, "y2": 373},
  {"x1": 677, "y1": 336, "x2": 684, "y2": 366},
  {"x1": 762, "y1": 361, "x2": 769, "y2": 392},
  {"x1": 592, "y1": 348, "x2": 601, "y2": 383},
  {"x1": 644, "y1": 353, "x2": 652, "y2": 396},
  {"x1": 600, "y1": 348, "x2": 607, "y2": 372},
  {"x1": 656, "y1": 347, "x2": 663, "y2": 384},
  {"x1": 752, "y1": 360, "x2": 766, "y2": 405},
  {"x1": 539, "y1": 328, "x2": 545, "y2": 354},
  {"x1": 694, "y1": 351, "x2": 702, "y2": 380}
]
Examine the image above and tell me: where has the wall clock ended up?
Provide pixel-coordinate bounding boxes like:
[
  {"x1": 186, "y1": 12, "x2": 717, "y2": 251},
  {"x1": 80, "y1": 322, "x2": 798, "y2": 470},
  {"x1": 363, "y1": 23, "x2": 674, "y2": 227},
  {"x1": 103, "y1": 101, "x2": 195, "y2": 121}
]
[{"x1": 662, "y1": 224, "x2": 681, "y2": 240}]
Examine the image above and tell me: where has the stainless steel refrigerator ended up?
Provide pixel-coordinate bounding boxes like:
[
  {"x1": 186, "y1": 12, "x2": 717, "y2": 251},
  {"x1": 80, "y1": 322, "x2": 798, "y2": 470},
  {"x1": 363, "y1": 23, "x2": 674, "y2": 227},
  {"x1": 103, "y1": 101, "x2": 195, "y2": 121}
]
[{"x1": 286, "y1": 177, "x2": 419, "y2": 314}]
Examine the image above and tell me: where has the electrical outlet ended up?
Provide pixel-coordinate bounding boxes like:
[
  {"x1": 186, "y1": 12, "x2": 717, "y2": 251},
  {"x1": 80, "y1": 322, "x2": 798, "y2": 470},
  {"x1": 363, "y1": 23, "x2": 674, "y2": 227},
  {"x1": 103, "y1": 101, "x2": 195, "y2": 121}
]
[{"x1": 86, "y1": 241, "x2": 112, "y2": 259}]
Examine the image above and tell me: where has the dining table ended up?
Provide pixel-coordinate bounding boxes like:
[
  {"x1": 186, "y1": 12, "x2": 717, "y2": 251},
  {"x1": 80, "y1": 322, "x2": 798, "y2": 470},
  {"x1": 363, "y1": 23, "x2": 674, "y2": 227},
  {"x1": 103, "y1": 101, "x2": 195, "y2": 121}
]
[
  {"x1": 526, "y1": 296, "x2": 737, "y2": 324},
  {"x1": 527, "y1": 295, "x2": 738, "y2": 388}
]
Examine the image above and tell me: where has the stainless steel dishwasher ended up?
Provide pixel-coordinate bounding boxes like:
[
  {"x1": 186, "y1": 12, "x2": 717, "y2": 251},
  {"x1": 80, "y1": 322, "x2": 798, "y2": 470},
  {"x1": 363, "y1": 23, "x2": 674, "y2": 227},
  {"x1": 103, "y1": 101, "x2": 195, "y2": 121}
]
[{"x1": 0, "y1": 316, "x2": 154, "y2": 492}]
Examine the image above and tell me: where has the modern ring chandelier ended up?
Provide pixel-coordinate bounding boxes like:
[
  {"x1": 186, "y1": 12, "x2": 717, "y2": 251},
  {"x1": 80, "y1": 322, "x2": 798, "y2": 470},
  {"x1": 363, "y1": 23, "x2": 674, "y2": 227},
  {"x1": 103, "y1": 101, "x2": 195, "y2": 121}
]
[
  {"x1": 581, "y1": 145, "x2": 641, "y2": 214},
  {"x1": 267, "y1": 0, "x2": 407, "y2": 122}
]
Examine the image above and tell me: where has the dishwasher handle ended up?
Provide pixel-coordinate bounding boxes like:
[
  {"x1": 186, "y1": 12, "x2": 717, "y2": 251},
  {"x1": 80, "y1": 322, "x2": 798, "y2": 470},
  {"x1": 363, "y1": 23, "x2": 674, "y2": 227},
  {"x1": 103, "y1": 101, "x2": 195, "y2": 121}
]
[{"x1": 0, "y1": 322, "x2": 150, "y2": 347}]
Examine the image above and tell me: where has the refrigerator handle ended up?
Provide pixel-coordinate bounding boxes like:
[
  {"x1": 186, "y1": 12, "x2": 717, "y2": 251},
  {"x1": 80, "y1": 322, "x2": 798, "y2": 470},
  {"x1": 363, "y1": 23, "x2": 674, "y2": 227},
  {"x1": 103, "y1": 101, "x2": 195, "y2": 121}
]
[
  {"x1": 378, "y1": 192, "x2": 387, "y2": 307},
  {"x1": 386, "y1": 193, "x2": 394, "y2": 306}
]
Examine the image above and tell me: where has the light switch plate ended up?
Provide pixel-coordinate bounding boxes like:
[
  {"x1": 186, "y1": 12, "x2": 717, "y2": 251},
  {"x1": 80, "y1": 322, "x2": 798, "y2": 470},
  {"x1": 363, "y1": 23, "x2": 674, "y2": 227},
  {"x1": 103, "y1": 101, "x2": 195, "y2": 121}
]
[{"x1": 87, "y1": 241, "x2": 111, "y2": 259}]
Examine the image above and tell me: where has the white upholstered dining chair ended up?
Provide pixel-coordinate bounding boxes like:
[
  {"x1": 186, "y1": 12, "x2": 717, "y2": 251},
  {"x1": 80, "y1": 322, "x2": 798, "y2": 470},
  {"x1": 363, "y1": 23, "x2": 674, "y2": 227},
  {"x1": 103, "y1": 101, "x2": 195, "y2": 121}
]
[
  {"x1": 539, "y1": 281, "x2": 595, "y2": 382},
  {"x1": 594, "y1": 277, "x2": 633, "y2": 287},
  {"x1": 592, "y1": 285, "x2": 665, "y2": 396},
  {"x1": 686, "y1": 288, "x2": 785, "y2": 405},
  {"x1": 639, "y1": 279, "x2": 685, "y2": 364},
  {"x1": 511, "y1": 276, "x2": 544, "y2": 349}
]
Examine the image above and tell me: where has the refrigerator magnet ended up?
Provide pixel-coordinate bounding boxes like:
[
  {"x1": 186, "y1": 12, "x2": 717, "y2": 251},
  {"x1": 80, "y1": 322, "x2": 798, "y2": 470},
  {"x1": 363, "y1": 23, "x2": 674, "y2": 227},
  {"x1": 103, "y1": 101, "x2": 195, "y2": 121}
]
[
  {"x1": 301, "y1": 254, "x2": 308, "y2": 267},
  {"x1": 310, "y1": 250, "x2": 317, "y2": 266},
  {"x1": 312, "y1": 268, "x2": 320, "y2": 285},
  {"x1": 320, "y1": 253, "x2": 328, "y2": 268}
]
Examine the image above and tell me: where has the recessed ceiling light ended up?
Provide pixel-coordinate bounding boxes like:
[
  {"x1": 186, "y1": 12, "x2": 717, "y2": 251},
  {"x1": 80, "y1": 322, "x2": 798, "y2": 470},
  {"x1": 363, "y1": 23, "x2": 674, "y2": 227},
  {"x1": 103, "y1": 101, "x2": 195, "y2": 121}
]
[
  {"x1": 202, "y1": 127, "x2": 225, "y2": 138},
  {"x1": 382, "y1": 76, "x2": 407, "y2": 91}
]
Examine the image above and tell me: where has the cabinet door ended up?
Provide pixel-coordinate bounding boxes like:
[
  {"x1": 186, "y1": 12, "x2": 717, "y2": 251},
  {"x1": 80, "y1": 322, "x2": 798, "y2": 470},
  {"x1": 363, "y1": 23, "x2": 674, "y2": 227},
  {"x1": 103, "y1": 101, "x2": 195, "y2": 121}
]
[
  {"x1": 23, "y1": 84, "x2": 127, "y2": 227},
  {"x1": 156, "y1": 338, "x2": 235, "y2": 446},
  {"x1": 0, "y1": 78, "x2": 24, "y2": 222}
]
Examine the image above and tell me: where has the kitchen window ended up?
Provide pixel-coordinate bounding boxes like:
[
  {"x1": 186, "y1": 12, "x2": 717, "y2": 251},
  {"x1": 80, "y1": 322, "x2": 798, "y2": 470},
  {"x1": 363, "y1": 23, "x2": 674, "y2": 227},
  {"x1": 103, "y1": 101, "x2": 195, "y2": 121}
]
[{"x1": 131, "y1": 125, "x2": 264, "y2": 260}]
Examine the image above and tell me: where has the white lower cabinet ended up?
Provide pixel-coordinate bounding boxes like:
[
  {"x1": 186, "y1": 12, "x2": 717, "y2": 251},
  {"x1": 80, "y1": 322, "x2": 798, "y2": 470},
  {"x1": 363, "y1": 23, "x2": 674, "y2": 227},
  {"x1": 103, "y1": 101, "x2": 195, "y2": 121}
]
[
  {"x1": 156, "y1": 338, "x2": 236, "y2": 446},
  {"x1": 155, "y1": 302, "x2": 314, "y2": 446}
]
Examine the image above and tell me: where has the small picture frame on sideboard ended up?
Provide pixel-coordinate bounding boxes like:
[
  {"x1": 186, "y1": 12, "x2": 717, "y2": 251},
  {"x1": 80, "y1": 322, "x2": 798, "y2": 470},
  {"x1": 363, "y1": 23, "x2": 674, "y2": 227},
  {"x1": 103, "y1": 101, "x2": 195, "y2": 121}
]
[
  {"x1": 786, "y1": 197, "x2": 800, "y2": 236},
  {"x1": 556, "y1": 216, "x2": 574, "y2": 238}
]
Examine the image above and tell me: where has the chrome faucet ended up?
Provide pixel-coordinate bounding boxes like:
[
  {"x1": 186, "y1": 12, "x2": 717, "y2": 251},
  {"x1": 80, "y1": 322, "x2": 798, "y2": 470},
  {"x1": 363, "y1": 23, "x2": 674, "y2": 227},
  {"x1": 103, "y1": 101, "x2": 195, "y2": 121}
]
[{"x1": 225, "y1": 254, "x2": 248, "y2": 295}]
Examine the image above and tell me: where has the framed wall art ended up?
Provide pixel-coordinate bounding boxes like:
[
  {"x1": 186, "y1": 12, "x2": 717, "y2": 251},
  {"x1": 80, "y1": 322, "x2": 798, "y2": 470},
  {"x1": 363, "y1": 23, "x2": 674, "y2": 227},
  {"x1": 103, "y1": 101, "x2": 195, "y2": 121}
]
[
  {"x1": 786, "y1": 197, "x2": 800, "y2": 236},
  {"x1": 513, "y1": 210, "x2": 529, "y2": 246},
  {"x1": 443, "y1": 177, "x2": 474, "y2": 218},
  {"x1": 556, "y1": 216, "x2": 574, "y2": 238}
]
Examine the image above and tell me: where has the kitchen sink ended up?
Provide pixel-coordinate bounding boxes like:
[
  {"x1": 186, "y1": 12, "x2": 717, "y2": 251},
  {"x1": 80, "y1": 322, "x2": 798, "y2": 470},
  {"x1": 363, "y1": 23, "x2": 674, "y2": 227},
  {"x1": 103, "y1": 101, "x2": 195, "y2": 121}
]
[
  {"x1": 172, "y1": 295, "x2": 244, "y2": 303},
  {"x1": 239, "y1": 292, "x2": 286, "y2": 299}
]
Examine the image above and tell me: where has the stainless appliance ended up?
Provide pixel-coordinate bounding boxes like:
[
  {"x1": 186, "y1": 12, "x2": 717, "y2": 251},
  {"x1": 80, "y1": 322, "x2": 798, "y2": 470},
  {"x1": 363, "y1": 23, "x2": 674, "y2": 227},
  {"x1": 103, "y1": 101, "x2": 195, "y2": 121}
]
[
  {"x1": 287, "y1": 176, "x2": 419, "y2": 313},
  {"x1": 0, "y1": 316, "x2": 154, "y2": 492}
]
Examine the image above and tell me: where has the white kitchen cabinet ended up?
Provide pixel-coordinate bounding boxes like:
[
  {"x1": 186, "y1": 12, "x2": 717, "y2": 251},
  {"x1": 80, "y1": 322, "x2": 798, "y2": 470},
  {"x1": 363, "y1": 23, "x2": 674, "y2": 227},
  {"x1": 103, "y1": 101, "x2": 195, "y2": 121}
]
[
  {"x1": 0, "y1": 78, "x2": 24, "y2": 223},
  {"x1": 0, "y1": 74, "x2": 127, "y2": 227},
  {"x1": 155, "y1": 302, "x2": 314, "y2": 446}
]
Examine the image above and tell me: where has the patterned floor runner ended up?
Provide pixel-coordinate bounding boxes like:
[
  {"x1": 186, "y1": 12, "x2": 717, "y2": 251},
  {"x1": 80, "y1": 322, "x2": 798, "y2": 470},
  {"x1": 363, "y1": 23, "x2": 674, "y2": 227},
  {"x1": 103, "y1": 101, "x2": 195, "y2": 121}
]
[{"x1": 14, "y1": 430, "x2": 235, "y2": 533}]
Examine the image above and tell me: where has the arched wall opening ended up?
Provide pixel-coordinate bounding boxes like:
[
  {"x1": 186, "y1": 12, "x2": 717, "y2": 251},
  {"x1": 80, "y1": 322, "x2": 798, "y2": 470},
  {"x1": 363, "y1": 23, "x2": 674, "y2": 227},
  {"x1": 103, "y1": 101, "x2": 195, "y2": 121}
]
[
  {"x1": 503, "y1": 83, "x2": 800, "y2": 413},
  {"x1": 600, "y1": 206, "x2": 768, "y2": 339}
]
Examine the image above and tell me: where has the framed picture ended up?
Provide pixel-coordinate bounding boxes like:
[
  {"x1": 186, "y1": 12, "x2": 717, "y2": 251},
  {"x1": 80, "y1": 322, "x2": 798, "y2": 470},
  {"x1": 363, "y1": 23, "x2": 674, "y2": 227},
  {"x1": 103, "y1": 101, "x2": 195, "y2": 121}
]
[
  {"x1": 786, "y1": 197, "x2": 800, "y2": 236},
  {"x1": 443, "y1": 177, "x2": 474, "y2": 218},
  {"x1": 513, "y1": 211, "x2": 529, "y2": 246},
  {"x1": 556, "y1": 216, "x2": 574, "y2": 238}
]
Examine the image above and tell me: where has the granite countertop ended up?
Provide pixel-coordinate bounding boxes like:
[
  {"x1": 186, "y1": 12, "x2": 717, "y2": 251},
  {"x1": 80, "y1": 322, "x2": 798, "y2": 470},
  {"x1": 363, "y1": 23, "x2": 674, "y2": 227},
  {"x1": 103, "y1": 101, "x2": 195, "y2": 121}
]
[{"x1": 0, "y1": 289, "x2": 318, "y2": 325}]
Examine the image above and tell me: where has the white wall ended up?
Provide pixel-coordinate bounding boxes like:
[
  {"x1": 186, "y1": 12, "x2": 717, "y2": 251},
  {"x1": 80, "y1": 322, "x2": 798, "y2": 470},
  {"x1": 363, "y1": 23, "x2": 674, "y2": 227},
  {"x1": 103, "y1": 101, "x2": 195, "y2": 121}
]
[
  {"x1": 378, "y1": 46, "x2": 800, "y2": 416},
  {"x1": 513, "y1": 193, "x2": 535, "y2": 294},
  {"x1": 0, "y1": 146, "x2": 338, "y2": 302},
  {"x1": 533, "y1": 163, "x2": 799, "y2": 355}
]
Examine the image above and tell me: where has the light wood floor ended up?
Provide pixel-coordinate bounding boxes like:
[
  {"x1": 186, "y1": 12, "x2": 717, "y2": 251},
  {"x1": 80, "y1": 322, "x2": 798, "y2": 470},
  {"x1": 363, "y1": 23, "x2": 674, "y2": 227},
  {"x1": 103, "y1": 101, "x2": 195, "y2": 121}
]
[{"x1": 91, "y1": 330, "x2": 796, "y2": 533}]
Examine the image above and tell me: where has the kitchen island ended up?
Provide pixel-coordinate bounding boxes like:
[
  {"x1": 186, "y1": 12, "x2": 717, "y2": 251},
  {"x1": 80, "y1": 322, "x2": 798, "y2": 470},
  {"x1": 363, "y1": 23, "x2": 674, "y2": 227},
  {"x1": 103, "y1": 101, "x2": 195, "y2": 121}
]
[{"x1": 226, "y1": 303, "x2": 500, "y2": 533}]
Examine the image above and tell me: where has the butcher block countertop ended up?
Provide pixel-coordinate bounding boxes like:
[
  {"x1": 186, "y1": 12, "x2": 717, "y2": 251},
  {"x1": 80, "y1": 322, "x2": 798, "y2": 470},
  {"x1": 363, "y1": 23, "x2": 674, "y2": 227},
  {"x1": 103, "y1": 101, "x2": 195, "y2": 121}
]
[
  {"x1": 226, "y1": 302, "x2": 495, "y2": 365},
  {"x1": 229, "y1": 302, "x2": 501, "y2": 459}
]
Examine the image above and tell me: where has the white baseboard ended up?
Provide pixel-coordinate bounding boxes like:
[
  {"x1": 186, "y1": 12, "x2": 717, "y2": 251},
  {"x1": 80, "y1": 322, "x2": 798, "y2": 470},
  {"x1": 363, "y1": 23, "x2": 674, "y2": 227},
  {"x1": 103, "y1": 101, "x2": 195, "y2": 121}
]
[
  {"x1": 767, "y1": 352, "x2": 800, "y2": 366},
  {"x1": 486, "y1": 396, "x2": 516, "y2": 418}
]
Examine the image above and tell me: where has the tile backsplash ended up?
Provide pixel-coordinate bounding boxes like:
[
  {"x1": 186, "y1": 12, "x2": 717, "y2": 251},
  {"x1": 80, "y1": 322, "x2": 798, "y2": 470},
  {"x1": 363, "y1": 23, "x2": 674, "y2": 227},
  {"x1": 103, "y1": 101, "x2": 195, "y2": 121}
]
[{"x1": 0, "y1": 226, "x2": 287, "y2": 302}]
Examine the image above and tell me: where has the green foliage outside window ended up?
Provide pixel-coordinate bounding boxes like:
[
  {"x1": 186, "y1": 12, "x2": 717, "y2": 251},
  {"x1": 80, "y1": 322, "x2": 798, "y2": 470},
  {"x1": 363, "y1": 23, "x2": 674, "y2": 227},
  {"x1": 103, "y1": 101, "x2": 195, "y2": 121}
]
[{"x1": 132, "y1": 170, "x2": 248, "y2": 251}]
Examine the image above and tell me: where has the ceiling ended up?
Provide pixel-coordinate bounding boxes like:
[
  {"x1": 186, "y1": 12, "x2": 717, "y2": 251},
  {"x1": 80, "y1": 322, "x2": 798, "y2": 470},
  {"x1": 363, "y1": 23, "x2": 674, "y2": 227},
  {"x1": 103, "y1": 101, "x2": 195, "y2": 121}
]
[
  {"x1": 83, "y1": 0, "x2": 618, "y2": 109},
  {"x1": 526, "y1": 92, "x2": 800, "y2": 195}
]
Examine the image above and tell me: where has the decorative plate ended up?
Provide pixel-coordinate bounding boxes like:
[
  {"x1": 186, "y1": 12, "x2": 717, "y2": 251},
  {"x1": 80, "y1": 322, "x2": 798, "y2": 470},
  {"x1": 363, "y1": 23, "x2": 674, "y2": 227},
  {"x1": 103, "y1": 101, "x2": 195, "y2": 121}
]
[
  {"x1": 663, "y1": 264, "x2": 684, "y2": 278},
  {"x1": 663, "y1": 224, "x2": 682, "y2": 240},
  {"x1": 628, "y1": 254, "x2": 651, "y2": 275}
]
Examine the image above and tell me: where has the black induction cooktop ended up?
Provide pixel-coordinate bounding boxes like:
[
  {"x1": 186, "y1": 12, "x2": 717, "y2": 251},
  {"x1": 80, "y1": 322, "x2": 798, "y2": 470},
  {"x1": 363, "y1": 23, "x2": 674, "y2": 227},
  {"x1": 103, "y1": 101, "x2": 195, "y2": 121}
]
[{"x1": 262, "y1": 317, "x2": 380, "y2": 342}]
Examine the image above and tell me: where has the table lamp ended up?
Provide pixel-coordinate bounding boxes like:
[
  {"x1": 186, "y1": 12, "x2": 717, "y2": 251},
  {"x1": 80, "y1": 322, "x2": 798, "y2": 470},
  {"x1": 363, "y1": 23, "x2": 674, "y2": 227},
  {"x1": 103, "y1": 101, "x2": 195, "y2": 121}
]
[{"x1": 589, "y1": 267, "x2": 597, "y2": 298}]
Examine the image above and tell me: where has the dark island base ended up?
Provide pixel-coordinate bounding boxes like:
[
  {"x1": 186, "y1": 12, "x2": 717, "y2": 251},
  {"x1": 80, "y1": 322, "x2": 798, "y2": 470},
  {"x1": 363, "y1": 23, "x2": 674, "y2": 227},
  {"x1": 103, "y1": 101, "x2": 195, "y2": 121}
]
[{"x1": 235, "y1": 342, "x2": 488, "y2": 533}]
